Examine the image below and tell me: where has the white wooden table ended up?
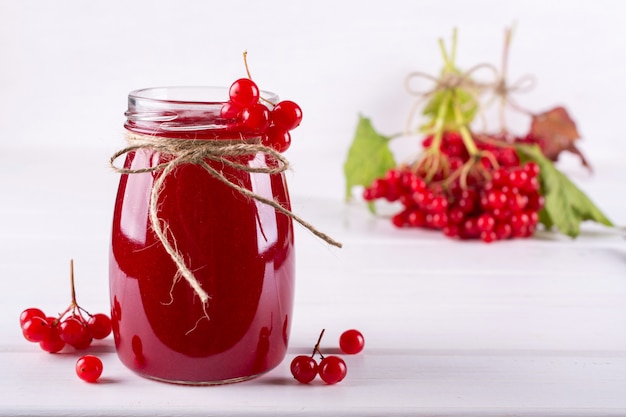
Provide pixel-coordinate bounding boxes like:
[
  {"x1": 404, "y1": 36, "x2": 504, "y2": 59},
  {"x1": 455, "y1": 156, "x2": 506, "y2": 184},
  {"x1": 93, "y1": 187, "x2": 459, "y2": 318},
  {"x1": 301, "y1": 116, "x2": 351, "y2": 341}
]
[{"x1": 2, "y1": 147, "x2": 625, "y2": 416}]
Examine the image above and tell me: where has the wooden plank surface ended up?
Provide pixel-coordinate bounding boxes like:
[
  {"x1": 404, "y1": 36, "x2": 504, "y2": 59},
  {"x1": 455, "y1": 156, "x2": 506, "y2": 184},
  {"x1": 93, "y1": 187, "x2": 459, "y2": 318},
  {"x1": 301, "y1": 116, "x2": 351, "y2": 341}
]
[{"x1": 2, "y1": 148, "x2": 625, "y2": 416}]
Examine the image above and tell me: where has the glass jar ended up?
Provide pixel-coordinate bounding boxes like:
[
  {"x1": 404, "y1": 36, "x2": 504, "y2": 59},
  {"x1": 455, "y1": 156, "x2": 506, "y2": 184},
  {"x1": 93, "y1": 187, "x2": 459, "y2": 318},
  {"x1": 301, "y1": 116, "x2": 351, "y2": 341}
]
[{"x1": 109, "y1": 87, "x2": 295, "y2": 384}]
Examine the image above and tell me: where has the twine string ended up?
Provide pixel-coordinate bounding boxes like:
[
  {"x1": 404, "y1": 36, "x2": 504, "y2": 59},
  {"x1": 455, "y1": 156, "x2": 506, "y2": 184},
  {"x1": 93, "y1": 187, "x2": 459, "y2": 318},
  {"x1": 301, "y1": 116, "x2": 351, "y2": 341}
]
[
  {"x1": 110, "y1": 133, "x2": 342, "y2": 309},
  {"x1": 404, "y1": 63, "x2": 499, "y2": 99},
  {"x1": 403, "y1": 62, "x2": 534, "y2": 133}
]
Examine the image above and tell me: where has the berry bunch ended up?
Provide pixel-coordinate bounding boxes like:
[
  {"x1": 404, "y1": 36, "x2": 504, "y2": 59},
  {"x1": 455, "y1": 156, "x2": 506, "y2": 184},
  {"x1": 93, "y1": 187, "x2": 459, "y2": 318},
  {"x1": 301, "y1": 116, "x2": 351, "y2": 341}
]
[
  {"x1": 18, "y1": 260, "x2": 110, "y2": 382},
  {"x1": 363, "y1": 132, "x2": 545, "y2": 242},
  {"x1": 290, "y1": 329, "x2": 364, "y2": 385},
  {"x1": 346, "y1": 28, "x2": 612, "y2": 240},
  {"x1": 220, "y1": 54, "x2": 303, "y2": 153},
  {"x1": 20, "y1": 307, "x2": 111, "y2": 353}
]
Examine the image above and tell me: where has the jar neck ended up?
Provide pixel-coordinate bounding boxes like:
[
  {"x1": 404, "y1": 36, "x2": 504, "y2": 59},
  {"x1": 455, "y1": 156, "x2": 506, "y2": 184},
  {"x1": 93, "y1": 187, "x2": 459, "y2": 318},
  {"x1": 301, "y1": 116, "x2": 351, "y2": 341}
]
[{"x1": 124, "y1": 86, "x2": 277, "y2": 140}]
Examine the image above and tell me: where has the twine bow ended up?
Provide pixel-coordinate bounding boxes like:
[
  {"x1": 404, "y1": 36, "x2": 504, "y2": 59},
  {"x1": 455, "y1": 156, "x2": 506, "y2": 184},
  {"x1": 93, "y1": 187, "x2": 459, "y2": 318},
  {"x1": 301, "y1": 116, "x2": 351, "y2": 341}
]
[
  {"x1": 403, "y1": 62, "x2": 535, "y2": 133},
  {"x1": 110, "y1": 132, "x2": 342, "y2": 309},
  {"x1": 403, "y1": 63, "x2": 498, "y2": 133}
]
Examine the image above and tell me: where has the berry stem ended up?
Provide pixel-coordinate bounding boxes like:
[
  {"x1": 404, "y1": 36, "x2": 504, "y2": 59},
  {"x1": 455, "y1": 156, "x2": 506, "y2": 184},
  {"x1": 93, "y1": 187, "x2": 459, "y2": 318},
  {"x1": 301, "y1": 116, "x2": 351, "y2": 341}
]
[
  {"x1": 242, "y1": 51, "x2": 253, "y2": 80},
  {"x1": 55, "y1": 259, "x2": 91, "y2": 322},
  {"x1": 241, "y1": 51, "x2": 276, "y2": 108},
  {"x1": 453, "y1": 101, "x2": 479, "y2": 156},
  {"x1": 430, "y1": 91, "x2": 452, "y2": 148},
  {"x1": 438, "y1": 39, "x2": 450, "y2": 70},
  {"x1": 311, "y1": 328, "x2": 326, "y2": 359},
  {"x1": 449, "y1": 28, "x2": 458, "y2": 71},
  {"x1": 497, "y1": 27, "x2": 512, "y2": 132},
  {"x1": 438, "y1": 28, "x2": 458, "y2": 73},
  {"x1": 415, "y1": 148, "x2": 447, "y2": 182},
  {"x1": 70, "y1": 259, "x2": 77, "y2": 307}
]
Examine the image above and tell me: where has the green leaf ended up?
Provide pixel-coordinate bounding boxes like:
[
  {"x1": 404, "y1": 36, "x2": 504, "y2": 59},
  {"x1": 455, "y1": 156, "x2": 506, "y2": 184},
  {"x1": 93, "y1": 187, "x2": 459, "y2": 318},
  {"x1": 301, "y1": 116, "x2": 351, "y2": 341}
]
[
  {"x1": 515, "y1": 144, "x2": 613, "y2": 237},
  {"x1": 344, "y1": 115, "x2": 396, "y2": 205}
]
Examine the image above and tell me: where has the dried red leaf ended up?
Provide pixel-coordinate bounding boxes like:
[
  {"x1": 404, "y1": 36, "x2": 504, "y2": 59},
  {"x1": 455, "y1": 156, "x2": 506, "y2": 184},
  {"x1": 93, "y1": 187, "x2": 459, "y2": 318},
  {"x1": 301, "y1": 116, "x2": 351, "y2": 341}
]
[{"x1": 529, "y1": 106, "x2": 590, "y2": 169}]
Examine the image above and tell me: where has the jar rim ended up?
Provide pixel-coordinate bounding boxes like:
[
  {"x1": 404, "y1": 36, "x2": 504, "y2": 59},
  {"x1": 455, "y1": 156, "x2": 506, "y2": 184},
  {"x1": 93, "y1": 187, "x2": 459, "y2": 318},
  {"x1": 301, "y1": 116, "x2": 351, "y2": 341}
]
[
  {"x1": 129, "y1": 86, "x2": 279, "y2": 105},
  {"x1": 125, "y1": 86, "x2": 278, "y2": 137}
]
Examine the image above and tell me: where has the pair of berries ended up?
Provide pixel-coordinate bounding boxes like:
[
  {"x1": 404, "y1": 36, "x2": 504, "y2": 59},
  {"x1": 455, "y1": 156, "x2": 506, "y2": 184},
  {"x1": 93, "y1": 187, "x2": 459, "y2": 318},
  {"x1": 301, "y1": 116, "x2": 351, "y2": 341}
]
[
  {"x1": 290, "y1": 329, "x2": 364, "y2": 385},
  {"x1": 222, "y1": 77, "x2": 303, "y2": 153}
]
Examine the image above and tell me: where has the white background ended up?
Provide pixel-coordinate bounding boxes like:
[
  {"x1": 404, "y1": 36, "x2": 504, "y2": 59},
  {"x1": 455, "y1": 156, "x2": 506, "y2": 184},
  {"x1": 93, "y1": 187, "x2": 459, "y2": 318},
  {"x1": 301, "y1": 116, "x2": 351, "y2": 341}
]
[{"x1": 2, "y1": 0, "x2": 625, "y2": 163}]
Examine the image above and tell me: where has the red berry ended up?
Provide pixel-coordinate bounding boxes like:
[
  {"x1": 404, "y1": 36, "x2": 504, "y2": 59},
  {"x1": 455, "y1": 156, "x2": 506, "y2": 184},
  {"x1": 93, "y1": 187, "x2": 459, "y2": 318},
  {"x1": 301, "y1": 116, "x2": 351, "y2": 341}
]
[
  {"x1": 484, "y1": 189, "x2": 507, "y2": 210},
  {"x1": 526, "y1": 194, "x2": 545, "y2": 211},
  {"x1": 76, "y1": 355, "x2": 103, "y2": 382},
  {"x1": 509, "y1": 169, "x2": 529, "y2": 189},
  {"x1": 228, "y1": 78, "x2": 260, "y2": 107},
  {"x1": 262, "y1": 125, "x2": 291, "y2": 153},
  {"x1": 339, "y1": 329, "x2": 364, "y2": 354},
  {"x1": 362, "y1": 187, "x2": 376, "y2": 201},
  {"x1": 22, "y1": 317, "x2": 50, "y2": 343},
  {"x1": 506, "y1": 191, "x2": 528, "y2": 213},
  {"x1": 88, "y1": 314, "x2": 112, "y2": 340},
  {"x1": 40, "y1": 322, "x2": 65, "y2": 353},
  {"x1": 523, "y1": 176, "x2": 540, "y2": 193},
  {"x1": 409, "y1": 176, "x2": 427, "y2": 193},
  {"x1": 457, "y1": 190, "x2": 477, "y2": 213},
  {"x1": 318, "y1": 356, "x2": 347, "y2": 385},
  {"x1": 413, "y1": 190, "x2": 434, "y2": 208},
  {"x1": 494, "y1": 222, "x2": 512, "y2": 240},
  {"x1": 407, "y1": 210, "x2": 426, "y2": 227},
  {"x1": 427, "y1": 212, "x2": 448, "y2": 229},
  {"x1": 510, "y1": 212, "x2": 530, "y2": 230},
  {"x1": 428, "y1": 195, "x2": 449, "y2": 213},
  {"x1": 480, "y1": 230, "x2": 498, "y2": 243},
  {"x1": 20, "y1": 308, "x2": 45, "y2": 329},
  {"x1": 59, "y1": 317, "x2": 88, "y2": 347},
  {"x1": 526, "y1": 210, "x2": 540, "y2": 226},
  {"x1": 290, "y1": 355, "x2": 318, "y2": 384},
  {"x1": 241, "y1": 103, "x2": 270, "y2": 133},
  {"x1": 448, "y1": 207, "x2": 466, "y2": 224},
  {"x1": 270, "y1": 100, "x2": 303, "y2": 131},
  {"x1": 443, "y1": 224, "x2": 461, "y2": 238},
  {"x1": 72, "y1": 329, "x2": 93, "y2": 350},
  {"x1": 523, "y1": 162, "x2": 540, "y2": 178},
  {"x1": 391, "y1": 212, "x2": 407, "y2": 228},
  {"x1": 496, "y1": 147, "x2": 519, "y2": 167},
  {"x1": 220, "y1": 101, "x2": 242, "y2": 119},
  {"x1": 461, "y1": 217, "x2": 480, "y2": 238},
  {"x1": 368, "y1": 178, "x2": 388, "y2": 200},
  {"x1": 491, "y1": 168, "x2": 508, "y2": 187},
  {"x1": 384, "y1": 168, "x2": 401, "y2": 181},
  {"x1": 476, "y1": 213, "x2": 496, "y2": 232}
]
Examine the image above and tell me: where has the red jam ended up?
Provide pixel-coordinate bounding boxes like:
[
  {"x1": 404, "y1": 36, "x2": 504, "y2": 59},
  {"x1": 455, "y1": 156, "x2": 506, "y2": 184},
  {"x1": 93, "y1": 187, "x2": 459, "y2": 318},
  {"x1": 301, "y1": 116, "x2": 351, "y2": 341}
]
[{"x1": 109, "y1": 87, "x2": 295, "y2": 384}]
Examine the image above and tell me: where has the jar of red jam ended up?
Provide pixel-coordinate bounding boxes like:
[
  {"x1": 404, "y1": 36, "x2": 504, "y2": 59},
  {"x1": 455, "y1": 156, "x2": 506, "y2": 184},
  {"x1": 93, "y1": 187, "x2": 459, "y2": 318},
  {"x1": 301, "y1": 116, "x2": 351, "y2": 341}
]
[{"x1": 109, "y1": 87, "x2": 295, "y2": 384}]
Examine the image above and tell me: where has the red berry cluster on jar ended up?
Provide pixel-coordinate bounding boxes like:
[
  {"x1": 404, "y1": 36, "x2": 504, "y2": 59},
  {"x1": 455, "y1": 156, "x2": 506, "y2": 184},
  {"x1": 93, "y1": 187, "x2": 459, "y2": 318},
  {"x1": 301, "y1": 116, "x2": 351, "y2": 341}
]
[
  {"x1": 220, "y1": 53, "x2": 303, "y2": 153},
  {"x1": 290, "y1": 329, "x2": 364, "y2": 385},
  {"x1": 363, "y1": 132, "x2": 545, "y2": 242},
  {"x1": 18, "y1": 260, "x2": 110, "y2": 382}
]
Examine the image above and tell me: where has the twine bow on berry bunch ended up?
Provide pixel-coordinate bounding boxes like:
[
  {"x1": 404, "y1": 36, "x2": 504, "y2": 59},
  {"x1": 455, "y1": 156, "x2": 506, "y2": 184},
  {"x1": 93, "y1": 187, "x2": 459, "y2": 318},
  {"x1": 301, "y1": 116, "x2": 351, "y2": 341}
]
[{"x1": 403, "y1": 28, "x2": 536, "y2": 137}]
